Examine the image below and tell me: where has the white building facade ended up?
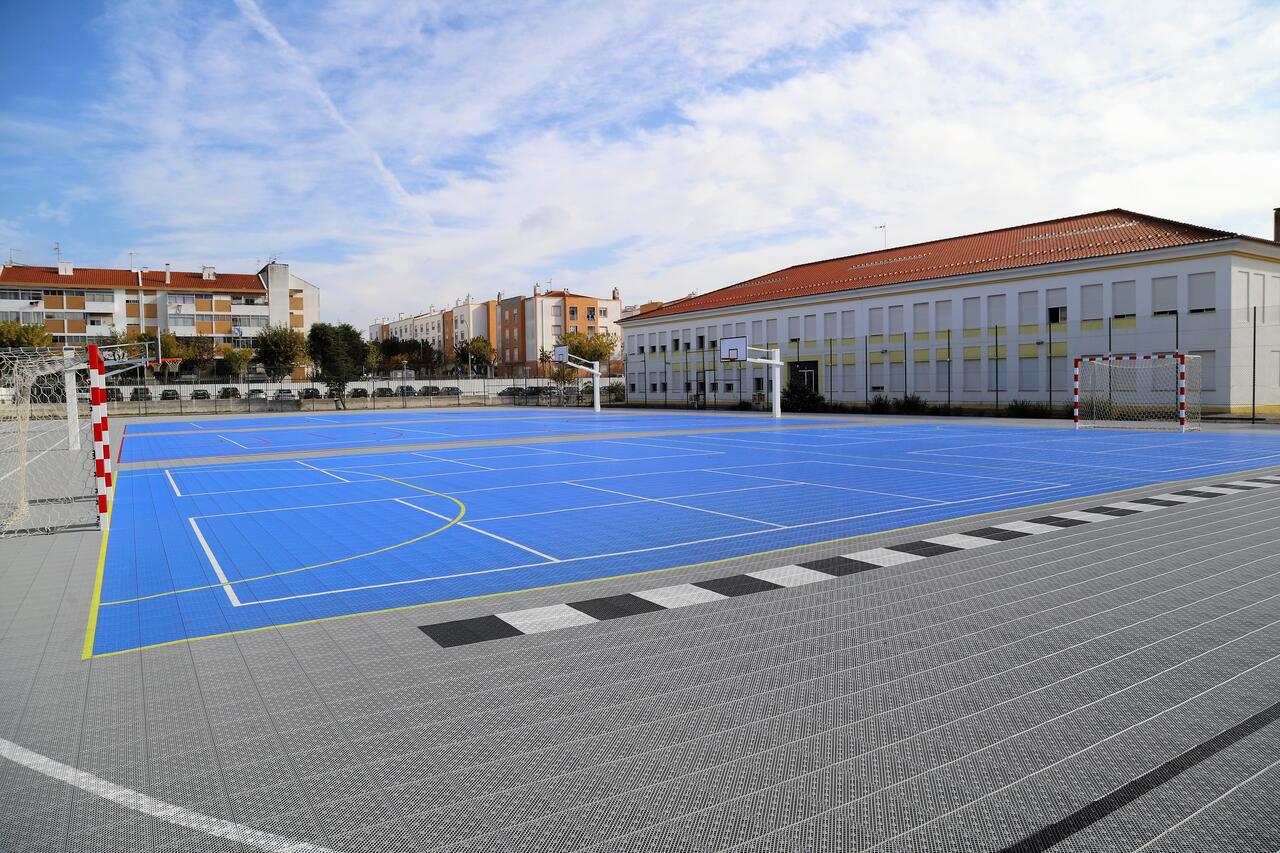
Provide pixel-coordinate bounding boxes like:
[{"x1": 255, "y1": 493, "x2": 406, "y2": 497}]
[{"x1": 619, "y1": 210, "x2": 1280, "y2": 414}]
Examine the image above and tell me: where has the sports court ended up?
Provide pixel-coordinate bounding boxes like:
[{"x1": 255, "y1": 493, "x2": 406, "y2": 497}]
[
  {"x1": 4, "y1": 405, "x2": 1280, "y2": 853},
  {"x1": 89, "y1": 414, "x2": 1280, "y2": 658}
]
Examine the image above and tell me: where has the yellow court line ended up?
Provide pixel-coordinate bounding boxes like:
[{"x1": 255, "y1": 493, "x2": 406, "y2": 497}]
[
  {"x1": 83, "y1": 468, "x2": 1276, "y2": 660},
  {"x1": 80, "y1": 476, "x2": 117, "y2": 660},
  {"x1": 96, "y1": 471, "x2": 465, "y2": 607}
]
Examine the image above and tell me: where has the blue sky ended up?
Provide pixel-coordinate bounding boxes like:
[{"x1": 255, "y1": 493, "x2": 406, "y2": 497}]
[{"x1": 2, "y1": 0, "x2": 1278, "y2": 325}]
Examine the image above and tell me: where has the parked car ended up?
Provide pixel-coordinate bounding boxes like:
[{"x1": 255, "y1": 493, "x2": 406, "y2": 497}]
[
  {"x1": 159, "y1": 389, "x2": 179, "y2": 400},
  {"x1": 218, "y1": 387, "x2": 241, "y2": 399},
  {"x1": 300, "y1": 387, "x2": 321, "y2": 399},
  {"x1": 129, "y1": 387, "x2": 152, "y2": 401},
  {"x1": 396, "y1": 385, "x2": 416, "y2": 397},
  {"x1": 190, "y1": 389, "x2": 211, "y2": 400},
  {"x1": 104, "y1": 387, "x2": 124, "y2": 402},
  {"x1": 349, "y1": 387, "x2": 369, "y2": 398},
  {"x1": 440, "y1": 386, "x2": 462, "y2": 396},
  {"x1": 273, "y1": 389, "x2": 296, "y2": 399},
  {"x1": 496, "y1": 386, "x2": 524, "y2": 398},
  {"x1": 373, "y1": 387, "x2": 394, "y2": 397},
  {"x1": 248, "y1": 389, "x2": 266, "y2": 399},
  {"x1": 419, "y1": 385, "x2": 441, "y2": 396}
]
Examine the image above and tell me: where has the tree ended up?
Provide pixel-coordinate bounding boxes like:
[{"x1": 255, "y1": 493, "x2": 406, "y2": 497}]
[
  {"x1": 253, "y1": 324, "x2": 308, "y2": 381},
  {"x1": 182, "y1": 337, "x2": 218, "y2": 375},
  {"x1": 157, "y1": 332, "x2": 187, "y2": 379},
  {"x1": 307, "y1": 323, "x2": 367, "y2": 399},
  {"x1": 218, "y1": 345, "x2": 254, "y2": 378},
  {"x1": 462, "y1": 336, "x2": 495, "y2": 377},
  {"x1": 0, "y1": 321, "x2": 53, "y2": 348},
  {"x1": 556, "y1": 330, "x2": 619, "y2": 366},
  {"x1": 538, "y1": 347, "x2": 554, "y2": 378}
]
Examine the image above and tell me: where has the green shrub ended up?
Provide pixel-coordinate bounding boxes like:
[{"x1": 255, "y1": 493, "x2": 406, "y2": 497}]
[
  {"x1": 892, "y1": 394, "x2": 929, "y2": 414},
  {"x1": 868, "y1": 394, "x2": 893, "y2": 414},
  {"x1": 781, "y1": 382, "x2": 826, "y2": 413}
]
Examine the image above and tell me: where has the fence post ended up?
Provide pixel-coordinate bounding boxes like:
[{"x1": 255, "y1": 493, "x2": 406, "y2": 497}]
[{"x1": 1252, "y1": 306, "x2": 1258, "y2": 424}]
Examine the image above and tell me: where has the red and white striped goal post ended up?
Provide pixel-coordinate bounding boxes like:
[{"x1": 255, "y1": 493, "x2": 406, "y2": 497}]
[
  {"x1": 87, "y1": 345, "x2": 113, "y2": 521},
  {"x1": 1072, "y1": 352, "x2": 1189, "y2": 432}
]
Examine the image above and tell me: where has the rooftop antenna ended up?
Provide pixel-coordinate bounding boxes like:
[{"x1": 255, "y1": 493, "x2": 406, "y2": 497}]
[
  {"x1": 128, "y1": 250, "x2": 136, "y2": 272},
  {"x1": 874, "y1": 225, "x2": 887, "y2": 249},
  {"x1": 53, "y1": 242, "x2": 62, "y2": 262}
]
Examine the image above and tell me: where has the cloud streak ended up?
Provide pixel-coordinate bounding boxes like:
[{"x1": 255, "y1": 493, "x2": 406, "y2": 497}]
[{"x1": 3, "y1": 0, "x2": 1278, "y2": 327}]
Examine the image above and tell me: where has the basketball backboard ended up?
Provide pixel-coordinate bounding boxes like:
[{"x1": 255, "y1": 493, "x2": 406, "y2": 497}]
[{"x1": 719, "y1": 336, "x2": 748, "y2": 362}]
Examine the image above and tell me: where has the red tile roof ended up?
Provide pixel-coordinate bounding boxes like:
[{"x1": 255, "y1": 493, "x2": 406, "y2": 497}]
[
  {"x1": 624, "y1": 209, "x2": 1241, "y2": 322},
  {"x1": 0, "y1": 265, "x2": 265, "y2": 292}
]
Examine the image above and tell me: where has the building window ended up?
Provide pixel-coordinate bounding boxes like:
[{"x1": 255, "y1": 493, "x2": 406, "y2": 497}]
[
  {"x1": 697, "y1": 334, "x2": 705, "y2": 349},
  {"x1": 552, "y1": 305, "x2": 562, "y2": 316},
  {"x1": 1112, "y1": 281, "x2": 1136, "y2": 318},
  {"x1": 1152, "y1": 276, "x2": 1177, "y2": 315},
  {"x1": 569, "y1": 307, "x2": 578, "y2": 320},
  {"x1": 1047, "y1": 305, "x2": 1067, "y2": 324},
  {"x1": 964, "y1": 359, "x2": 982, "y2": 391},
  {"x1": 587, "y1": 307, "x2": 595, "y2": 320},
  {"x1": 599, "y1": 308, "x2": 607, "y2": 318},
  {"x1": 1188, "y1": 272, "x2": 1215, "y2": 313}
]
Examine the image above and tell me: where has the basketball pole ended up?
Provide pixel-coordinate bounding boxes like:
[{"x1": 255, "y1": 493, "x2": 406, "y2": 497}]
[{"x1": 770, "y1": 348, "x2": 781, "y2": 419}]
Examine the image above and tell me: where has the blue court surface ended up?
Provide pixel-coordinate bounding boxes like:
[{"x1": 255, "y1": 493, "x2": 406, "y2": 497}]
[
  {"x1": 118, "y1": 410, "x2": 829, "y2": 462},
  {"x1": 86, "y1": 418, "x2": 1280, "y2": 657}
]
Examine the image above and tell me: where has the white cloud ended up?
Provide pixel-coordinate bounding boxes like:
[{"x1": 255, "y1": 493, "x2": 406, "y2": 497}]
[{"x1": 44, "y1": 0, "x2": 1280, "y2": 324}]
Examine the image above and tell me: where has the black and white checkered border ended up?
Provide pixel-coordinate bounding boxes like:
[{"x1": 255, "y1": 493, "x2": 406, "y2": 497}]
[{"x1": 419, "y1": 475, "x2": 1280, "y2": 648}]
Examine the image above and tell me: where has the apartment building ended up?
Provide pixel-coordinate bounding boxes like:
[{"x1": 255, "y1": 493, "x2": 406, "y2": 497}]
[
  {"x1": 618, "y1": 209, "x2": 1280, "y2": 413},
  {"x1": 493, "y1": 286, "x2": 623, "y2": 373},
  {"x1": 370, "y1": 285, "x2": 624, "y2": 374},
  {"x1": 0, "y1": 260, "x2": 319, "y2": 348},
  {"x1": 369, "y1": 295, "x2": 497, "y2": 358}
]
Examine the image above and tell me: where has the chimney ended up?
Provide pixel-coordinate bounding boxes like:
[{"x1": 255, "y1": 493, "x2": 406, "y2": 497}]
[
  {"x1": 611, "y1": 287, "x2": 619, "y2": 300},
  {"x1": 201, "y1": 265, "x2": 215, "y2": 280},
  {"x1": 533, "y1": 282, "x2": 541, "y2": 296},
  {"x1": 1273, "y1": 207, "x2": 1279, "y2": 242},
  {"x1": 57, "y1": 260, "x2": 74, "y2": 276},
  {"x1": 164, "y1": 263, "x2": 171, "y2": 284}
]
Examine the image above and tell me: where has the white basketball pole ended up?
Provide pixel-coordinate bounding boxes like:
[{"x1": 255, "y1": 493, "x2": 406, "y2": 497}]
[
  {"x1": 592, "y1": 361, "x2": 600, "y2": 413},
  {"x1": 770, "y1": 348, "x2": 781, "y2": 419}
]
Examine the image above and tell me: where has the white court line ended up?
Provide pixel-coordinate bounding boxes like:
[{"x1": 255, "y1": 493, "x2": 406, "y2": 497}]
[
  {"x1": 517, "y1": 444, "x2": 615, "y2": 460},
  {"x1": 669, "y1": 431, "x2": 1280, "y2": 479},
  {"x1": 297, "y1": 460, "x2": 349, "y2": 482},
  {"x1": 395, "y1": 498, "x2": 560, "y2": 562},
  {"x1": 166, "y1": 452, "x2": 717, "y2": 497},
  {"x1": 708, "y1": 468, "x2": 952, "y2": 505},
  {"x1": 164, "y1": 470, "x2": 182, "y2": 497},
  {"x1": 568, "y1": 481, "x2": 785, "y2": 529},
  {"x1": 187, "y1": 421, "x2": 207, "y2": 429},
  {"x1": 467, "y1": 482, "x2": 793, "y2": 522},
  {"x1": 217, "y1": 433, "x2": 252, "y2": 450},
  {"x1": 411, "y1": 451, "x2": 494, "y2": 470},
  {"x1": 1130, "y1": 755, "x2": 1280, "y2": 852},
  {"x1": 0, "y1": 448, "x2": 52, "y2": 481},
  {"x1": 0, "y1": 738, "x2": 336, "y2": 852},
  {"x1": 225, "y1": 480, "x2": 1067, "y2": 606},
  {"x1": 187, "y1": 518, "x2": 242, "y2": 606}
]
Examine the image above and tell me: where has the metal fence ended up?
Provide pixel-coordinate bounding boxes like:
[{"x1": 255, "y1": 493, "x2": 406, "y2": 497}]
[
  {"x1": 103, "y1": 374, "x2": 628, "y2": 417},
  {"x1": 619, "y1": 306, "x2": 1280, "y2": 420}
]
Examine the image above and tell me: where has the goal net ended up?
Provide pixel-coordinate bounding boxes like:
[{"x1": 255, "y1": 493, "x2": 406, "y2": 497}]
[
  {"x1": 1074, "y1": 354, "x2": 1201, "y2": 432},
  {"x1": 0, "y1": 346, "x2": 103, "y2": 536}
]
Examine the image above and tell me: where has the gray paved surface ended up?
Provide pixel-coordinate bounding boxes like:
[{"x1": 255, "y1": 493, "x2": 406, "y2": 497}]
[{"x1": 3, "y1": 421, "x2": 1280, "y2": 851}]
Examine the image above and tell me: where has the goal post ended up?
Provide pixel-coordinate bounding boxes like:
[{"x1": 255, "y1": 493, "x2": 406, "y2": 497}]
[
  {"x1": 0, "y1": 344, "x2": 110, "y2": 536},
  {"x1": 1074, "y1": 353, "x2": 1201, "y2": 432}
]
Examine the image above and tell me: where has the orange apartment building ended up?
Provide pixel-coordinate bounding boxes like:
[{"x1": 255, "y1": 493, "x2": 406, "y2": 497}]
[
  {"x1": 369, "y1": 285, "x2": 624, "y2": 375},
  {"x1": 0, "y1": 259, "x2": 319, "y2": 348}
]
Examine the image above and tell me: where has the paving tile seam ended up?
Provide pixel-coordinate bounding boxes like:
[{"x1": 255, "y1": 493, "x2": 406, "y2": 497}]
[{"x1": 419, "y1": 476, "x2": 1280, "y2": 647}]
